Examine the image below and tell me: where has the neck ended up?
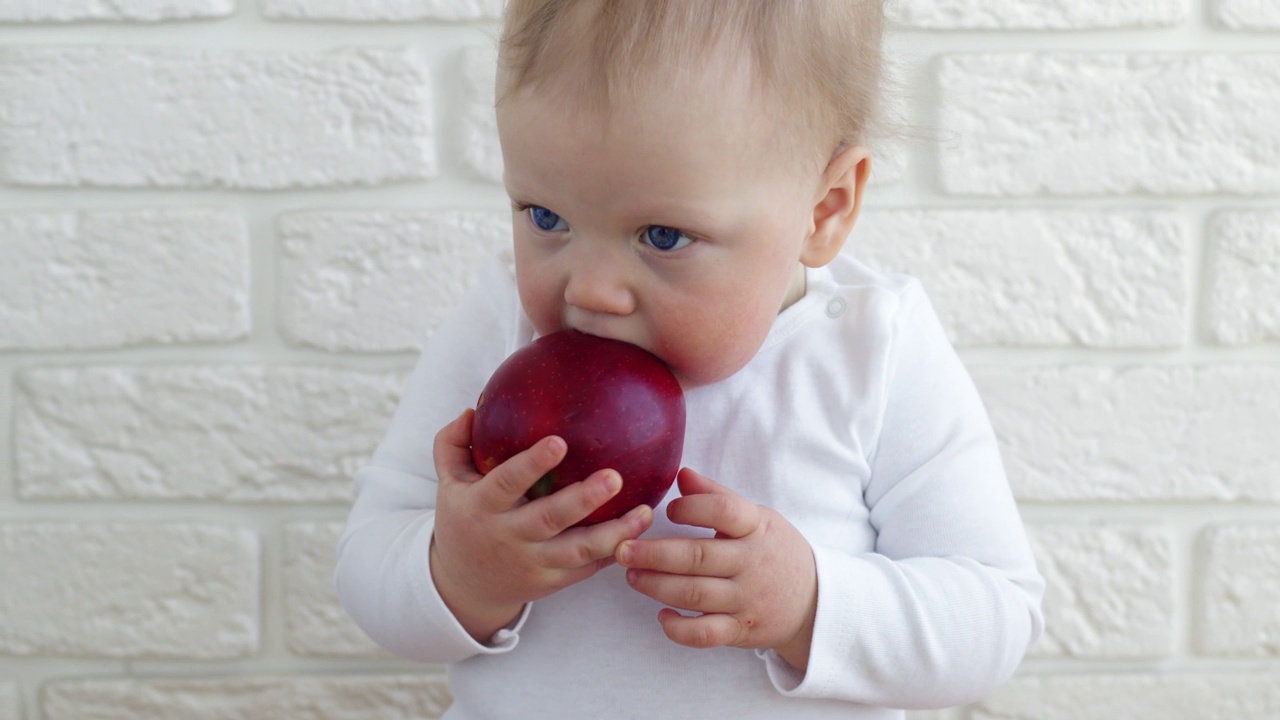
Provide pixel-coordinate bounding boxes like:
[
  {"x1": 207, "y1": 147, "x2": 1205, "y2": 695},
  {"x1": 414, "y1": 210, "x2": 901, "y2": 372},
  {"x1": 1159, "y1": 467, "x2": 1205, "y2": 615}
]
[{"x1": 780, "y1": 263, "x2": 806, "y2": 313}]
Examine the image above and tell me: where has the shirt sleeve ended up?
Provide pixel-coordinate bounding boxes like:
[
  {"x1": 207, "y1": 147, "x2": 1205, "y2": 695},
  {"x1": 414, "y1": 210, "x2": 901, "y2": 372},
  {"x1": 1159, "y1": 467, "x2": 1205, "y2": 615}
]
[
  {"x1": 333, "y1": 253, "x2": 535, "y2": 664},
  {"x1": 759, "y1": 282, "x2": 1045, "y2": 709}
]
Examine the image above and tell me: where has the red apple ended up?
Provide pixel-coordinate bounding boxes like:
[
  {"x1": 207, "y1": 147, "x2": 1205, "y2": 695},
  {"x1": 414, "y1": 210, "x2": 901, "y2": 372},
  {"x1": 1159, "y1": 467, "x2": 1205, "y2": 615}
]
[{"x1": 469, "y1": 330, "x2": 686, "y2": 527}]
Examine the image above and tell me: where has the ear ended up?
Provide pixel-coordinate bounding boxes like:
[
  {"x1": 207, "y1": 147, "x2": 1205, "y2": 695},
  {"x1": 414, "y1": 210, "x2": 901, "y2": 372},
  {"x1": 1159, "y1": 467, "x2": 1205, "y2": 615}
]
[{"x1": 800, "y1": 146, "x2": 872, "y2": 268}]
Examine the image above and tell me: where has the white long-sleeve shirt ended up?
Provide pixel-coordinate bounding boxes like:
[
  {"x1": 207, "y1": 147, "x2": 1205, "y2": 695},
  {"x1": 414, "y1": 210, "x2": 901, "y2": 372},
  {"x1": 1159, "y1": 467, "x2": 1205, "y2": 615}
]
[{"x1": 335, "y1": 250, "x2": 1044, "y2": 719}]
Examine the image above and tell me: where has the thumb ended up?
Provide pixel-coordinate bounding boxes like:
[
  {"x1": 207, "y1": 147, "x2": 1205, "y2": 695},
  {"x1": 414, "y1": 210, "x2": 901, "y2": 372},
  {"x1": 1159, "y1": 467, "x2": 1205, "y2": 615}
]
[{"x1": 433, "y1": 409, "x2": 480, "y2": 483}]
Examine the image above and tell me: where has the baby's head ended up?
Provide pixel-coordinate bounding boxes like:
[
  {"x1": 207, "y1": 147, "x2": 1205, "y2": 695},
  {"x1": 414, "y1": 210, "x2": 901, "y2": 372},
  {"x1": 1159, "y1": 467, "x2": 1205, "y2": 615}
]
[{"x1": 495, "y1": 0, "x2": 885, "y2": 389}]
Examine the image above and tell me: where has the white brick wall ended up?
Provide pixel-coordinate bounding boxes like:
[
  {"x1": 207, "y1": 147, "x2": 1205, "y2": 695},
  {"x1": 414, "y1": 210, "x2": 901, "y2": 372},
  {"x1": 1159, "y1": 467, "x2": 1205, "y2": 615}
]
[
  {"x1": 1, "y1": 1, "x2": 1277, "y2": 717},
  {"x1": 0, "y1": 683, "x2": 19, "y2": 720},
  {"x1": 0, "y1": 209, "x2": 249, "y2": 350},
  {"x1": 1208, "y1": 211, "x2": 1280, "y2": 344},
  {"x1": 1198, "y1": 524, "x2": 1280, "y2": 656},
  {"x1": 0, "y1": 524, "x2": 258, "y2": 657},
  {"x1": 0, "y1": 0, "x2": 234, "y2": 22},
  {"x1": 939, "y1": 54, "x2": 1280, "y2": 195}
]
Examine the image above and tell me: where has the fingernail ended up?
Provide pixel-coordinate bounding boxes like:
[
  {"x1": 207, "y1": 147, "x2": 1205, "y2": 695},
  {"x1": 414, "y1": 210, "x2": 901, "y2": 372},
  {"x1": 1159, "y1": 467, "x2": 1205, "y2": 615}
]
[
  {"x1": 546, "y1": 437, "x2": 566, "y2": 455},
  {"x1": 618, "y1": 541, "x2": 633, "y2": 565},
  {"x1": 626, "y1": 568, "x2": 639, "y2": 586},
  {"x1": 603, "y1": 470, "x2": 622, "y2": 494}
]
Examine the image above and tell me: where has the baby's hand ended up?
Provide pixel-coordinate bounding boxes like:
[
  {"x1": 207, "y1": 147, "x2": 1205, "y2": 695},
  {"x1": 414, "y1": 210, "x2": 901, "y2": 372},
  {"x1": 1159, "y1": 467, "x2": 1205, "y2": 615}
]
[
  {"x1": 430, "y1": 409, "x2": 654, "y2": 642},
  {"x1": 616, "y1": 468, "x2": 818, "y2": 670}
]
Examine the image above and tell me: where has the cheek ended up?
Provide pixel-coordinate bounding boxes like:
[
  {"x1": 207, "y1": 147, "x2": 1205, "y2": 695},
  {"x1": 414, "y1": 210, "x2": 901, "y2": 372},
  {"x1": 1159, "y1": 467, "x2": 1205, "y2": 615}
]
[
  {"x1": 514, "y1": 249, "x2": 563, "y2": 335},
  {"x1": 655, "y1": 286, "x2": 780, "y2": 387}
]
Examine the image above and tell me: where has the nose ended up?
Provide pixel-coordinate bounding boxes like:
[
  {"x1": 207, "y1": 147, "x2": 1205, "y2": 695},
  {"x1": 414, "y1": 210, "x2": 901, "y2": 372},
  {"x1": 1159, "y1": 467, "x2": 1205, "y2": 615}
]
[{"x1": 563, "y1": 241, "x2": 637, "y2": 317}]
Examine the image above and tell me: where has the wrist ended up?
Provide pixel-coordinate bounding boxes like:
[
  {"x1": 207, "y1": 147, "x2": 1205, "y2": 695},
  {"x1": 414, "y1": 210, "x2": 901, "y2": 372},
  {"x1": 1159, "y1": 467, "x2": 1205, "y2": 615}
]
[
  {"x1": 773, "y1": 568, "x2": 818, "y2": 671},
  {"x1": 429, "y1": 537, "x2": 524, "y2": 643},
  {"x1": 773, "y1": 615, "x2": 815, "y2": 671}
]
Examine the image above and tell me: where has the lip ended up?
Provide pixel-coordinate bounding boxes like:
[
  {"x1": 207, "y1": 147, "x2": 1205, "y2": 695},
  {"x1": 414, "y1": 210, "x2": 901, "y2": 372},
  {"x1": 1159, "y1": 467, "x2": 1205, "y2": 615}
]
[{"x1": 561, "y1": 311, "x2": 623, "y2": 344}]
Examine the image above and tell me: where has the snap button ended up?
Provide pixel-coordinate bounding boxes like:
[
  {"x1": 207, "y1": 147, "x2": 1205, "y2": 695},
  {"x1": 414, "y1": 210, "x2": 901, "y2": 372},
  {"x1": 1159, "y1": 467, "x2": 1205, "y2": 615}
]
[{"x1": 826, "y1": 297, "x2": 846, "y2": 318}]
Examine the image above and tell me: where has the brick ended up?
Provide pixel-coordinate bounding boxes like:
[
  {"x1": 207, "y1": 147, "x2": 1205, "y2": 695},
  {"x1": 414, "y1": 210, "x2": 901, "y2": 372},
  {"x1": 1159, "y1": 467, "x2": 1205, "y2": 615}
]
[
  {"x1": 15, "y1": 366, "x2": 402, "y2": 502},
  {"x1": 0, "y1": 209, "x2": 248, "y2": 351},
  {"x1": 0, "y1": 47, "x2": 433, "y2": 189},
  {"x1": 887, "y1": 0, "x2": 1186, "y2": 28},
  {"x1": 854, "y1": 210, "x2": 1187, "y2": 347},
  {"x1": 1206, "y1": 211, "x2": 1280, "y2": 345},
  {"x1": 262, "y1": 0, "x2": 502, "y2": 21},
  {"x1": 42, "y1": 676, "x2": 451, "y2": 720},
  {"x1": 284, "y1": 523, "x2": 388, "y2": 657},
  {"x1": 278, "y1": 209, "x2": 510, "y2": 351},
  {"x1": 972, "y1": 365, "x2": 1280, "y2": 501},
  {"x1": 1028, "y1": 523, "x2": 1174, "y2": 657},
  {"x1": 938, "y1": 54, "x2": 1280, "y2": 195},
  {"x1": 0, "y1": 524, "x2": 257, "y2": 658},
  {"x1": 0, "y1": 683, "x2": 19, "y2": 720},
  {"x1": 0, "y1": 0, "x2": 233, "y2": 21},
  {"x1": 460, "y1": 45, "x2": 502, "y2": 184},
  {"x1": 974, "y1": 674, "x2": 1280, "y2": 719},
  {"x1": 1198, "y1": 524, "x2": 1280, "y2": 656},
  {"x1": 1214, "y1": 0, "x2": 1280, "y2": 28}
]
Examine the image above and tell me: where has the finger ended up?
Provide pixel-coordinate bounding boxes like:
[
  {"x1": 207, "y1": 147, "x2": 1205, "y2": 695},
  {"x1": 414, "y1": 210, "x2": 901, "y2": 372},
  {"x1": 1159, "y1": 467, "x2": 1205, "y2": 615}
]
[
  {"x1": 657, "y1": 609, "x2": 747, "y2": 650},
  {"x1": 433, "y1": 409, "x2": 480, "y2": 483},
  {"x1": 626, "y1": 570, "x2": 743, "y2": 615},
  {"x1": 666, "y1": 470, "x2": 760, "y2": 539},
  {"x1": 616, "y1": 537, "x2": 739, "y2": 578},
  {"x1": 511, "y1": 468, "x2": 623, "y2": 542},
  {"x1": 474, "y1": 435, "x2": 567, "y2": 514},
  {"x1": 539, "y1": 503, "x2": 654, "y2": 568}
]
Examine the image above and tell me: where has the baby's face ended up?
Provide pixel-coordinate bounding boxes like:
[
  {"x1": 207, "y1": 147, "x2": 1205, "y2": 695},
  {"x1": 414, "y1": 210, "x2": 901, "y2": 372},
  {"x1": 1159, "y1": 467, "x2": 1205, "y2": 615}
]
[{"x1": 497, "y1": 61, "x2": 825, "y2": 389}]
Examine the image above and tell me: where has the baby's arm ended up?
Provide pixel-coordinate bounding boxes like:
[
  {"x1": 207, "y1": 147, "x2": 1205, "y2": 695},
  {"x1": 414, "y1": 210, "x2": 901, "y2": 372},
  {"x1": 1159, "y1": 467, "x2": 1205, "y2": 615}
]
[
  {"x1": 333, "y1": 255, "x2": 650, "y2": 662},
  {"x1": 620, "y1": 283, "x2": 1043, "y2": 709},
  {"x1": 782, "y1": 285, "x2": 1044, "y2": 708}
]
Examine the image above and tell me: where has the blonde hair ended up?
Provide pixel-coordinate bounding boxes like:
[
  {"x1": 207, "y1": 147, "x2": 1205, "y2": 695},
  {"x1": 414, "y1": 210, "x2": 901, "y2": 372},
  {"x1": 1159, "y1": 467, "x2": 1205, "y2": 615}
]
[{"x1": 498, "y1": 0, "x2": 885, "y2": 155}]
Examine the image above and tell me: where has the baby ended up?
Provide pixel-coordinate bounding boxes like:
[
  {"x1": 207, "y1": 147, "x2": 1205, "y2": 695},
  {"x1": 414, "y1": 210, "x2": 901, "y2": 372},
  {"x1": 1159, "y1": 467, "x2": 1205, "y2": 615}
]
[{"x1": 335, "y1": 1, "x2": 1044, "y2": 718}]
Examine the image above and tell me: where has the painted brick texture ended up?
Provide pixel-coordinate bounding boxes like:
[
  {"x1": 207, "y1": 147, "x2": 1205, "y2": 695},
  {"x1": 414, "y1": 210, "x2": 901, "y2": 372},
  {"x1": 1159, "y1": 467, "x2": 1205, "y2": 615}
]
[
  {"x1": 855, "y1": 210, "x2": 1187, "y2": 347},
  {"x1": 278, "y1": 209, "x2": 510, "y2": 351},
  {"x1": 975, "y1": 674, "x2": 1280, "y2": 718},
  {"x1": 0, "y1": 684, "x2": 18, "y2": 720},
  {"x1": 1029, "y1": 524, "x2": 1175, "y2": 658},
  {"x1": 1198, "y1": 524, "x2": 1280, "y2": 656},
  {"x1": 1213, "y1": 0, "x2": 1280, "y2": 28},
  {"x1": 888, "y1": 0, "x2": 1187, "y2": 28},
  {"x1": 0, "y1": 47, "x2": 434, "y2": 188},
  {"x1": 974, "y1": 365, "x2": 1280, "y2": 501},
  {"x1": 0, "y1": 524, "x2": 258, "y2": 658},
  {"x1": 0, "y1": 0, "x2": 234, "y2": 21},
  {"x1": 262, "y1": 0, "x2": 503, "y2": 21},
  {"x1": 0, "y1": 209, "x2": 249, "y2": 350},
  {"x1": 284, "y1": 522, "x2": 388, "y2": 657},
  {"x1": 939, "y1": 54, "x2": 1280, "y2": 195},
  {"x1": 1207, "y1": 211, "x2": 1280, "y2": 344},
  {"x1": 14, "y1": 366, "x2": 403, "y2": 501},
  {"x1": 1, "y1": 2, "x2": 1277, "y2": 718}
]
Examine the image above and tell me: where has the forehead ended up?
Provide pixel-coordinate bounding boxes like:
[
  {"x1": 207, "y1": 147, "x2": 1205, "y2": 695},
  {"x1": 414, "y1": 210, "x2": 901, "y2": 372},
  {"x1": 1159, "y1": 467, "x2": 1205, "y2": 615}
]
[{"x1": 496, "y1": 55, "x2": 822, "y2": 188}]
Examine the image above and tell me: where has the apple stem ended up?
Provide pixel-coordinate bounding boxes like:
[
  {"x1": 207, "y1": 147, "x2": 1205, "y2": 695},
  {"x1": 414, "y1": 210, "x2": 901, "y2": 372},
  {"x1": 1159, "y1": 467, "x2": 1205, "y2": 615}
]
[{"x1": 529, "y1": 472, "x2": 556, "y2": 498}]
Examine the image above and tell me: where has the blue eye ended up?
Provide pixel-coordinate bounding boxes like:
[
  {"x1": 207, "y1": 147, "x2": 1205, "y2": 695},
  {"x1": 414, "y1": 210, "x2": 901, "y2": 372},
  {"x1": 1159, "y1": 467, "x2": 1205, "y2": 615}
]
[
  {"x1": 528, "y1": 206, "x2": 567, "y2": 232},
  {"x1": 644, "y1": 226, "x2": 693, "y2": 252}
]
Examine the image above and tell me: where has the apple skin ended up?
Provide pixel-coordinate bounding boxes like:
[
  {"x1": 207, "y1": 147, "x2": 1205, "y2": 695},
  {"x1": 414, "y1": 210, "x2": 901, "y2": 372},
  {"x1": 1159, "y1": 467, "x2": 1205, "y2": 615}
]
[{"x1": 469, "y1": 330, "x2": 686, "y2": 527}]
